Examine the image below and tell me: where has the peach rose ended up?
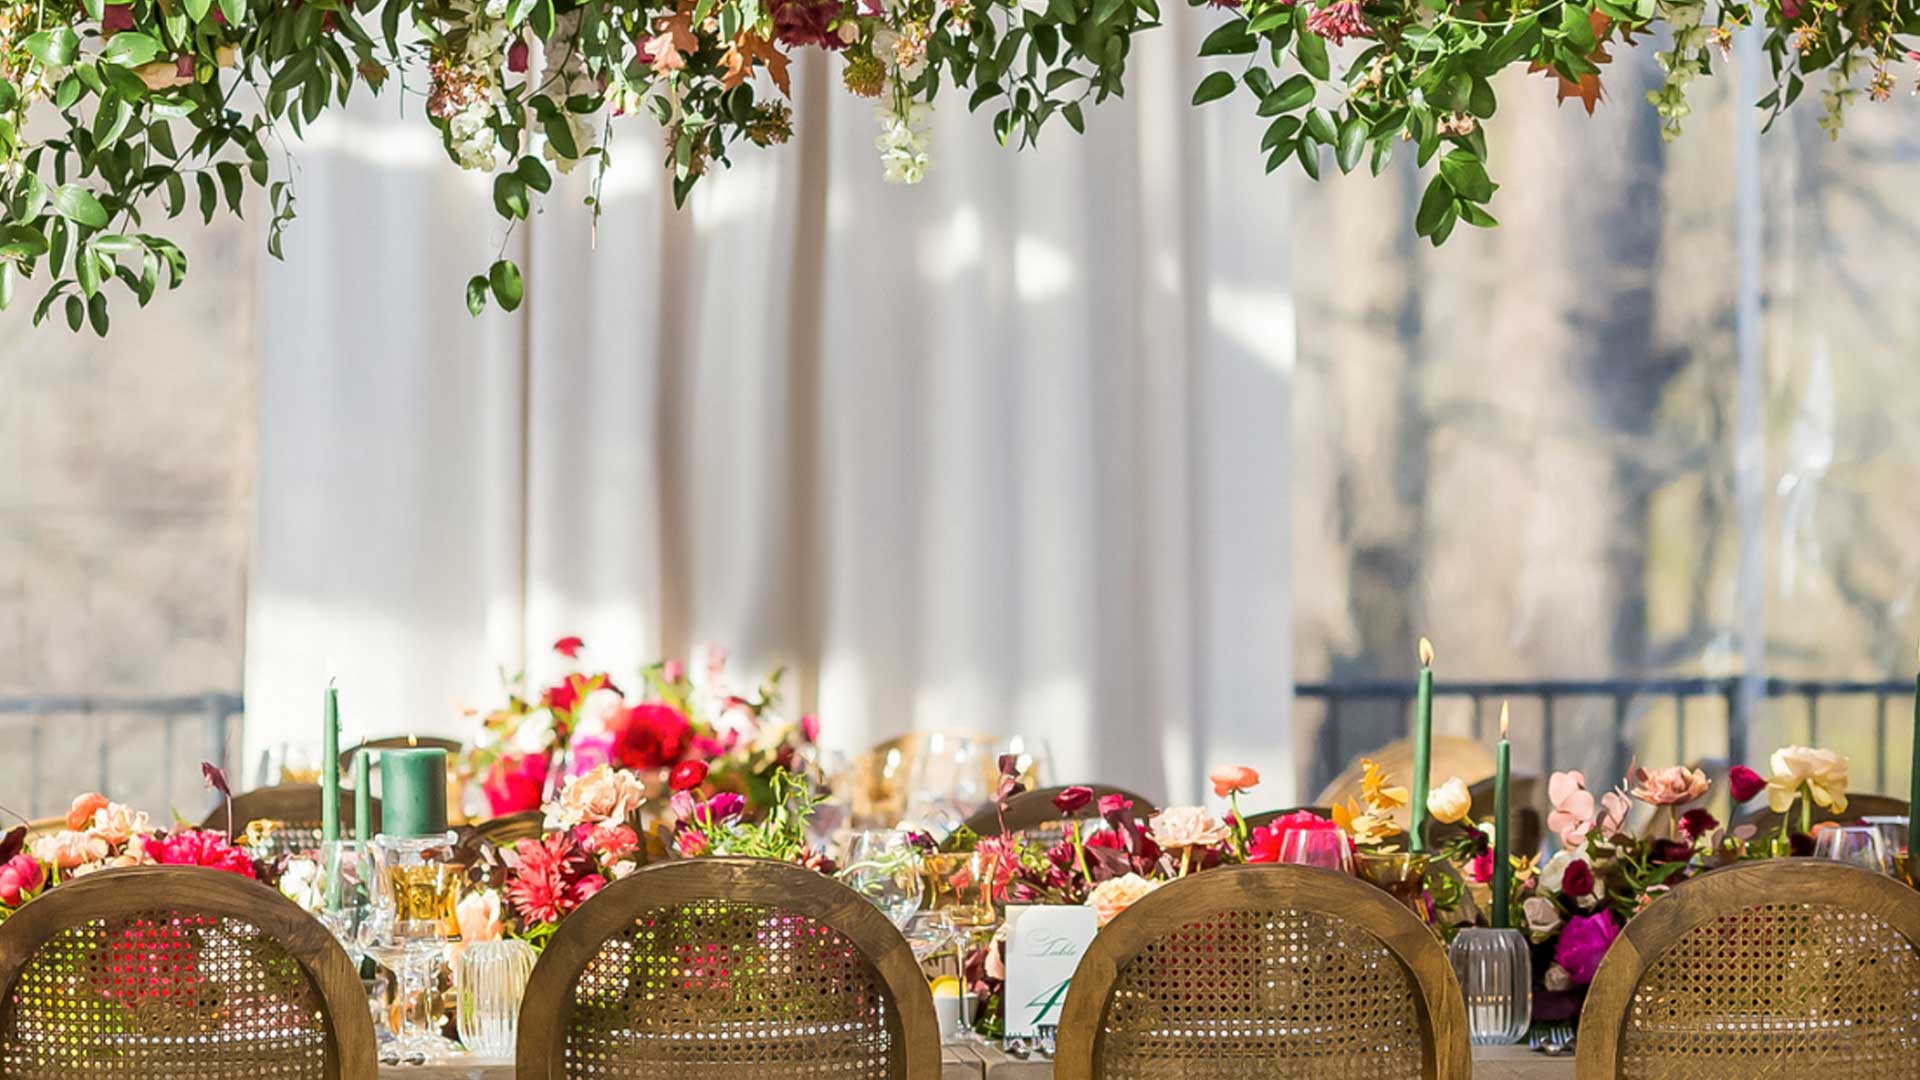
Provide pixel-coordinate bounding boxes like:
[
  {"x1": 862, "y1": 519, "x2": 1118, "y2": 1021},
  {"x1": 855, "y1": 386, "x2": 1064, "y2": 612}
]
[
  {"x1": 457, "y1": 889, "x2": 504, "y2": 944},
  {"x1": 87, "y1": 802, "x2": 152, "y2": 845},
  {"x1": 1208, "y1": 765, "x2": 1260, "y2": 798},
  {"x1": 547, "y1": 765, "x2": 647, "y2": 828},
  {"x1": 1630, "y1": 764, "x2": 1710, "y2": 807},
  {"x1": 1087, "y1": 873, "x2": 1162, "y2": 927},
  {"x1": 31, "y1": 830, "x2": 110, "y2": 870},
  {"x1": 1146, "y1": 806, "x2": 1232, "y2": 850},
  {"x1": 66, "y1": 793, "x2": 109, "y2": 832}
]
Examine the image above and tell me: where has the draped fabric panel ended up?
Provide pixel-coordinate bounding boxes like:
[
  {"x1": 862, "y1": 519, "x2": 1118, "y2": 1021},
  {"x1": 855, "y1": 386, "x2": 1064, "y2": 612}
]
[{"x1": 245, "y1": 12, "x2": 1297, "y2": 805}]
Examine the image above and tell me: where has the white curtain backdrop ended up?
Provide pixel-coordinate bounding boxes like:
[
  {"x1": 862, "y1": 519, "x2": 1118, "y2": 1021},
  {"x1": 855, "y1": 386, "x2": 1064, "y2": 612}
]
[{"x1": 245, "y1": 8, "x2": 1296, "y2": 805}]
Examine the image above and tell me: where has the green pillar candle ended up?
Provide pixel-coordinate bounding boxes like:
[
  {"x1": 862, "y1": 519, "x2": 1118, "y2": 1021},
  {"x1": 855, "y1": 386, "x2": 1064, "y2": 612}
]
[
  {"x1": 1491, "y1": 701, "x2": 1512, "y2": 929},
  {"x1": 1410, "y1": 637, "x2": 1435, "y2": 852},
  {"x1": 353, "y1": 749, "x2": 373, "y2": 844},
  {"x1": 380, "y1": 748, "x2": 448, "y2": 838},
  {"x1": 321, "y1": 683, "x2": 341, "y2": 845}
]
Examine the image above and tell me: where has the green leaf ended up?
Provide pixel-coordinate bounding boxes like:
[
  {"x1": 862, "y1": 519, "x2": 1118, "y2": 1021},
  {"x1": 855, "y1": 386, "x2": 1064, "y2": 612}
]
[
  {"x1": 493, "y1": 173, "x2": 529, "y2": 219},
  {"x1": 1261, "y1": 114, "x2": 1301, "y2": 151},
  {"x1": 91, "y1": 233, "x2": 140, "y2": 254},
  {"x1": 1295, "y1": 138, "x2": 1320, "y2": 180},
  {"x1": 1438, "y1": 149, "x2": 1495, "y2": 202},
  {"x1": 0, "y1": 225, "x2": 49, "y2": 258},
  {"x1": 1062, "y1": 101, "x2": 1085, "y2": 133},
  {"x1": 77, "y1": 249, "x2": 100, "y2": 297},
  {"x1": 1336, "y1": 116, "x2": 1369, "y2": 173},
  {"x1": 87, "y1": 292, "x2": 109, "y2": 336},
  {"x1": 542, "y1": 113, "x2": 578, "y2": 159},
  {"x1": 1262, "y1": 73, "x2": 1313, "y2": 115},
  {"x1": 1295, "y1": 28, "x2": 1329, "y2": 80},
  {"x1": 66, "y1": 294, "x2": 85, "y2": 332},
  {"x1": 466, "y1": 274, "x2": 489, "y2": 316},
  {"x1": 183, "y1": 0, "x2": 211, "y2": 20},
  {"x1": 1304, "y1": 106, "x2": 1337, "y2": 145},
  {"x1": 24, "y1": 28, "x2": 80, "y2": 67},
  {"x1": 1369, "y1": 134, "x2": 1395, "y2": 176},
  {"x1": 488, "y1": 258, "x2": 523, "y2": 312},
  {"x1": 1191, "y1": 70, "x2": 1237, "y2": 106},
  {"x1": 1468, "y1": 77, "x2": 1496, "y2": 119},
  {"x1": 216, "y1": 0, "x2": 244, "y2": 27},
  {"x1": 0, "y1": 263, "x2": 12, "y2": 311},
  {"x1": 1248, "y1": 5, "x2": 1291, "y2": 32},
  {"x1": 1415, "y1": 174, "x2": 1452, "y2": 236},
  {"x1": 1199, "y1": 21, "x2": 1256, "y2": 56},
  {"x1": 1460, "y1": 202, "x2": 1499, "y2": 228},
  {"x1": 514, "y1": 156, "x2": 552, "y2": 194},
  {"x1": 53, "y1": 185, "x2": 110, "y2": 228},
  {"x1": 1560, "y1": 2, "x2": 1595, "y2": 51},
  {"x1": 217, "y1": 161, "x2": 244, "y2": 215},
  {"x1": 101, "y1": 31, "x2": 162, "y2": 66}
]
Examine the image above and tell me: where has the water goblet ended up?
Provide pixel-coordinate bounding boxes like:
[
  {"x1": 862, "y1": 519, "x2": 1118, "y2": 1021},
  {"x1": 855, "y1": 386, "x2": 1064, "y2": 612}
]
[
  {"x1": 838, "y1": 829, "x2": 926, "y2": 930},
  {"x1": 1813, "y1": 823, "x2": 1894, "y2": 875},
  {"x1": 1276, "y1": 828, "x2": 1355, "y2": 873}
]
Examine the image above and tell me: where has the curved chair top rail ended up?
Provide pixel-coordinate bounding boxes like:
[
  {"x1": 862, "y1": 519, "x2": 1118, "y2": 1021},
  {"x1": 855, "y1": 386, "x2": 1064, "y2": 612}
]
[
  {"x1": 337, "y1": 734, "x2": 463, "y2": 773},
  {"x1": 946, "y1": 785, "x2": 1157, "y2": 848},
  {"x1": 1576, "y1": 859, "x2": 1920, "y2": 1077},
  {"x1": 1054, "y1": 862, "x2": 1471, "y2": 1080},
  {"x1": 453, "y1": 809, "x2": 546, "y2": 864},
  {"x1": 1730, "y1": 791, "x2": 1909, "y2": 836},
  {"x1": 516, "y1": 855, "x2": 942, "y2": 1080},
  {"x1": 201, "y1": 782, "x2": 380, "y2": 835},
  {"x1": 0, "y1": 865, "x2": 378, "y2": 1079},
  {"x1": 21, "y1": 816, "x2": 64, "y2": 840}
]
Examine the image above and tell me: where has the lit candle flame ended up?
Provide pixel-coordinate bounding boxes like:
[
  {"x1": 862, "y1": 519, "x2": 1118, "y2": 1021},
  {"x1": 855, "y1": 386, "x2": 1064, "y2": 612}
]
[
  {"x1": 1499, "y1": 700, "x2": 1510, "y2": 740},
  {"x1": 407, "y1": 733, "x2": 418, "y2": 747},
  {"x1": 1418, "y1": 637, "x2": 1434, "y2": 668}
]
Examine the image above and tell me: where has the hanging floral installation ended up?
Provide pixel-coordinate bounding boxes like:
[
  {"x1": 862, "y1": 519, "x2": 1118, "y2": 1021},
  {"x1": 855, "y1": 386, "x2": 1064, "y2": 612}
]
[{"x1": 0, "y1": 0, "x2": 1909, "y2": 330}]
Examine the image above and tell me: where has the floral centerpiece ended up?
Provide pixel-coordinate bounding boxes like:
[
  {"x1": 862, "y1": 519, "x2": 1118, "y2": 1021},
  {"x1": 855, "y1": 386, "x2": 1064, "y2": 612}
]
[
  {"x1": 461, "y1": 636, "x2": 819, "y2": 819},
  {"x1": 0, "y1": 791, "x2": 260, "y2": 921}
]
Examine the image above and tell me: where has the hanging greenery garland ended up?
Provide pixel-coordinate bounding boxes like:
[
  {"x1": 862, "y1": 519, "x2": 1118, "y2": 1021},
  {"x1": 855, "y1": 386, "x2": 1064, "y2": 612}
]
[{"x1": 0, "y1": 0, "x2": 1907, "y2": 332}]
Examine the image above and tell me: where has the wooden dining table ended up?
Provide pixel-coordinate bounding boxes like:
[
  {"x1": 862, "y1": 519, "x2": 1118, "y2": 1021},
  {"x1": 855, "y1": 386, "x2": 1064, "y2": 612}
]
[{"x1": 379, "y1": 1041, "x2": 1576, "y2": 1079}]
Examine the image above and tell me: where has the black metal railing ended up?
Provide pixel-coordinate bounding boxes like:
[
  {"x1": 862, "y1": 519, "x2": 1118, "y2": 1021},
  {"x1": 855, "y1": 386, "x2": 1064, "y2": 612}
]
[
  {"x1": 0, "y1": 693, "x2": 241, "y2": 819},
  {"x1": 1298, "y1": 676, "x2": 1916, "y2": 795}
]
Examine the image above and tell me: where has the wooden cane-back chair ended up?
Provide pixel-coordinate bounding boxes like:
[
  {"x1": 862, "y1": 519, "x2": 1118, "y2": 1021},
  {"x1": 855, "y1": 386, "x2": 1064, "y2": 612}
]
[
  {"x1": 1730, "y1": 792, "x2": 1909, "y2": 839},
  {"x1": 942, "y1": 785, "x2": 1158, "y2": 851},
  {"x1": 453, "y1": 809, "x2": 546, "y2": 864},
  {"x1": 1055, "y1": 864, "x2": 1470, "y2": 1080},
  {"x1": 1577, "y1": 860, "x2": 1920, "y2": 1078},
  {"x1": 200, "y1": 783, "x2": 380, "y2": 860},
  {"x1": 516, "y1": 856, "x2": 940, "y2": 1080},
  {"x1": 0, "y1": 865, "x2": 376, "y2": 1078}
]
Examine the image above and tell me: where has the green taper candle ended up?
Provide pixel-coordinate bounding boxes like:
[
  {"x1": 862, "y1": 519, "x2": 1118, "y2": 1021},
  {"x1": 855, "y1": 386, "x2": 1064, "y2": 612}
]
[
  {"x1": 1491, "y1": 701, "x2": 1512, "y2": 928},
  {"x1": 353, "y1": 749, "x2": 372, "y2": 844},
  {"x1": 321, "y1": 682, "x2": 340, "y2": 845},
  {"x1": 379, "y1": 748, "x2": 448, "y2": 838},
  {"x1": 1410, "y1": 637, "x2": 1435, "y2": 852},
  {"x1": 1909, "y1": 643, "x2": 1919, "y2": 852}
]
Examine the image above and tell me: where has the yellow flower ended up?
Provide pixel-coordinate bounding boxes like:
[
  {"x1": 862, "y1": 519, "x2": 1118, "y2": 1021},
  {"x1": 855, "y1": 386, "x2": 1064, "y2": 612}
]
[
  {"x1": 1333, "y1": 797, "x2": 1403, "y2": 847},
  {"x1": 1359, "y1": 758, "x2": 1409, "y2": 812},
  {"x1": 1427, "y1": 777, "x2": 1472, "y2": 824}
]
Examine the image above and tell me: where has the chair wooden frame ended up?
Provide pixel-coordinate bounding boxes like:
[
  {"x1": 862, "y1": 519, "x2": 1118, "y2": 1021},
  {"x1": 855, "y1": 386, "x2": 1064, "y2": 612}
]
[
  {"x1": 946, "y1": 785, "x2": 1157, "y2": 848},
  {"x1": 1576, "y1": 859, "x2": 1920, "y2": 1077},
  {"x1": 1055, "y1": 863, "x2": 1470, "y2": 1080},
  {"x1": 1729, "y1": 791, "x2": 1909, "y2": 838},
  {"x1": 0, "y1": 865, "x2": 377, "y2": 1079},
  {"x1": 201, "y1": 782, "x2": 380, "y2": 836},
  {"x1": 453, "y1": 808, "x2": 545, "y2": 863},
  {"x1": 516, "y1": 856, "x2": 942, "y2": 1080}
]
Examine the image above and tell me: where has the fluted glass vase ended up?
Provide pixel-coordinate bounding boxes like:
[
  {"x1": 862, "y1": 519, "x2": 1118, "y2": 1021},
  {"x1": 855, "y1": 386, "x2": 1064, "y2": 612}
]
[
  {"x1": 1448, "y1": 927, "x2": 1531, "y2": 1045},
  {"x1": 456, "y1": 939, "x2": 537, "y2": 1060}
]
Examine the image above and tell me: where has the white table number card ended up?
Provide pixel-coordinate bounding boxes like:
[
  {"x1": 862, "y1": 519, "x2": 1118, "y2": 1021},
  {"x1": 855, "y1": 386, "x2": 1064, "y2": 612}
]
[{"x1": 1003, "y1": 904, "x2": 1100, "y2": 1038}]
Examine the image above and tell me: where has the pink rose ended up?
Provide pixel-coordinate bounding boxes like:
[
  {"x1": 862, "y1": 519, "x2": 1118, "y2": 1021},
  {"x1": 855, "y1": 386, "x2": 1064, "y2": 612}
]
[
  {"x1": 548, "y1": 765, "x2": 647, "y2": 829},
  {"x1": 1208, "y1": 765, "x2": 1260, "y2": 798},
  {"x1": 1146, "y1": 806, "x2": 1232, "y2": 850},
  {"x1": 88, "y1": 802, "x2": 152, "y2": 845},
  {"x1": 31, "y1": 830, "x2": 109, "y2": 870},
  {"x1": 0, "y1": 854, "x2": 46, "y2": 905},
  {"x1": 800, "y1": 713, "x2": 820, "y2": 743},
  {"x1": 456, "y1": 889, "x2": 504, "y2": 944},
  {"x1": 1547, "y1": 771, "x2": 1628, "y2": 849},
  {"x1": 1086, "y1": 873, "x2": 1161, "y2": 927},
  {"x1": 1630, "y1": 764, "x2": 1710, "y2": 807}
]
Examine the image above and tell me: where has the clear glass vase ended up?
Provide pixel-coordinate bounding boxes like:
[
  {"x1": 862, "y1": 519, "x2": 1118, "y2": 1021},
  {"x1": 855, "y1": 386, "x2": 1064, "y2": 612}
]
[
  {"x1": 456, "y1": 939, "x2": 537, "y2": 1060},
  {"x1": 1449, "y1": 927, "x2": 1531, "y2": 1045}
]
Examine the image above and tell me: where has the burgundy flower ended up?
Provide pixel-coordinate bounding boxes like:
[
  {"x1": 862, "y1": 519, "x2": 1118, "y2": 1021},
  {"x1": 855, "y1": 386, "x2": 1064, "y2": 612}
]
[
  {"x1": 1728, "y1": 765, "x2": 1766, "y2": 804},
  {"x1": 1650, "y1": 838, "x2": 1694, "y2": 864},
  {"x1": 698, "y1": 792, "x2": 746, "y2": 822},
  {"x1": 1679, "y1": 808, "x2": 1719, "y2": 841},
  {"x1": 1305, "y1": 0, "x2": 1371, "y2": 46},
  {"x1": 669, "y1": 760, "x2": 709, "y2": 793},
  {"x1": 610, "y1": 703, "x2": 693, "y2": 769},
  {"x1": 100, "y1": 4, "x2": 134, "y2": 36},
  {"x1": 508, "y1": 39, "x2": 530, "y2": 74},
  {"x1": 1468, "y1": 848, "x2": 1493, "y2": 883},
  {"x1": 1052, "y1": 786, "x2": 1095, "y2": 815},
  {"x1": 1788, "y1": 831, "x2": 1816, "y2": 857},
  {"x1": 771, "y1": 0, "x2": 847, "y2": 49},
  {"x1": 1553, "y1": 911, "x2": 1619, "y2": 985},
  {"x1": 568, "y1": 874, "x2": 607, "y2": 905},
  {"x1": 1560, "y1": 859, "x2": 1594, "y2": 897}
]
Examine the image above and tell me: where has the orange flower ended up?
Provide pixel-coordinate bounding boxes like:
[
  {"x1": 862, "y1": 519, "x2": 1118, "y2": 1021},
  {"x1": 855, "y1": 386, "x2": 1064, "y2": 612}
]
[
  {"x1": 1208, "y1": 765, "x2": 1261, "y2": 798},
  {"x1": 1359, "y1": 759, "x2": 1409, "y2": 811},
  {"x1": 65, "y1": 793, "x2": 109, "y2": 832}
]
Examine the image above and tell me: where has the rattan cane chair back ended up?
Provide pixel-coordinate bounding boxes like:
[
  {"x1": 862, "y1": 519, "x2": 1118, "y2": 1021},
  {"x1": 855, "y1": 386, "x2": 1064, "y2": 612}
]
[
  {"x1": 0, "y1": 865, "x2": 376, "y2": 1079},
  {"x1": 1577, "y1": 859, "x2": 1920, "y2": 1079},
  {"x1": 201, "y1": 784, "x2": 379, "y2": 860},
  {"x1": 1055, "y1": 864, "x2": 1469, "y2": 1080},
  {"x1": 516, "y1": 856, "x2": 940, "y2": 1080}
]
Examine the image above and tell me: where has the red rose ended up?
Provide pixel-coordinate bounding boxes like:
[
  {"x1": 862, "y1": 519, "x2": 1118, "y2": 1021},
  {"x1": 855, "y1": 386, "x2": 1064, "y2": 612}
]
[
  {"x1": 611, "y1": 703, "x2": 693, "y2": 769},
  {"x1": 1728, "y1": 765, "x2": 1766, "y2": 804},
  {"x1": 1052, "y1": 786, "x2": 1095, "y2": 815},
  {"x1": 1560, "y1": 859, "x2": 1595, "y2": 897},
  {"x1": 669, "y1": 760, "x2": 709, "y2": 793},
  {"x1": 553, "y1": 635, "x2": 585, "y2": 658},
  {"x1": 1246, "y1": 810, "x2": 1340, "y2": 865}
]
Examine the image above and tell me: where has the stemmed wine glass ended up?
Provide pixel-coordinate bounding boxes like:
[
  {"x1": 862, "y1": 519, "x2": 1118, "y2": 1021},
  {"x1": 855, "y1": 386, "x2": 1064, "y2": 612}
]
[
  {"x1": 903, "y1": 735, "x2": 992, "y2": 836},
  {"x1": 838, "y1": 829, "x2": 926, "y2": 930},
  {"x1": 318, "y1": 840, "x2": 394, "y2": 1052}
]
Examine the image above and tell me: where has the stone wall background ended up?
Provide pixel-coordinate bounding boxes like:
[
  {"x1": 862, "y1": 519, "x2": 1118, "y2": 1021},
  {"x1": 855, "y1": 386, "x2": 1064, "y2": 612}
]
[{"x1": 0, "y1": 213, "x2": 255, "y2": 820}]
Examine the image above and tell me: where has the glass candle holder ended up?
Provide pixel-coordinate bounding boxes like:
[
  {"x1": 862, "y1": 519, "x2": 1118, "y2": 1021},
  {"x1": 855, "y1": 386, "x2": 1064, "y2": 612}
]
[
  {"x1": 1449, "y1": 927, "x2": 1532, "y2": 1045},
  {"x1": 1353, "y1": 851, "x2": 1430, "y2": 915},
  {"x1": 361, "y1": 831, "x2": 463, "y2": 1064},
  {"x1": 456, "y1": 939, "x2": 537, "y2": 1060}
]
